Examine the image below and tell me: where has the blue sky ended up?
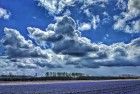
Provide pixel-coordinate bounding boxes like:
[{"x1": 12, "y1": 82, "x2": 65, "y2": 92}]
[{"x1": 0, "y1": 0, "x2": 140, "y2": 76}]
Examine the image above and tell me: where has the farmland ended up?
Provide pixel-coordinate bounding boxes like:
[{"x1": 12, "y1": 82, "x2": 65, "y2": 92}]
[{"x1": 0, "y1": 80, "x2": 140, "y2": 94}]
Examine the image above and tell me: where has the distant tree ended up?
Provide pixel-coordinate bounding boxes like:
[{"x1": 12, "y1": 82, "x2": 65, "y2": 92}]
[
  {"x1": 35, "y1": 73, "x2": 37, "y2": 77},
  {"x1": 57, "y1": 72, "x2": 61, "y2": 77},
  {"x1": 9, "y1": 72, "x2": 13, "y2": 77},
  {"x1": 52, "y1": 72, "x2": 57, "y2": 77},
  {"x1": 46, "y1": 72, "x2": 49, "y2": 77}
]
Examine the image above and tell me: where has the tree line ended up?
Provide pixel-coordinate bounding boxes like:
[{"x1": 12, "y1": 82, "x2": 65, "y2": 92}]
[
  {"x1": 45, "y1": 72, "x2": 85, "y2": 78},
  {"x1": 0, "y1": 72, "x2": 139, "y2": 81}
]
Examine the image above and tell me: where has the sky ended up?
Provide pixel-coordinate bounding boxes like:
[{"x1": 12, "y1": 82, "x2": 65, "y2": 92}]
[{"x1": 0, "y1": 0, "x2": 140, "y2": 76}]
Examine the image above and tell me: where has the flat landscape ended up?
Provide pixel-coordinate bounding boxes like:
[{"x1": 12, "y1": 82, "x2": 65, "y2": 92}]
[
  {"x1": 0, "y1": 79, "x2": 140, "y2": 94},
  {"x1": 0, "y1": 0, "x2": 140, "y2": 94}
]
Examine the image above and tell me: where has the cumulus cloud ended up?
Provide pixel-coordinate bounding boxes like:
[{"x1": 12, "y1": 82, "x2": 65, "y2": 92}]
[
  {"x1": 0, "y1": 56, "x2": 9, "y2": 68},
  {"x1": 27, "y1": 16, "x2": 140, "y2": 68},
  {"x1": 1, "y1": 15, "x2": 140, "y2": 70},
  {"x1": 37, "y1": 0, "x2": 76, "y2": 14},
  {"x1": 37, "y1": 0, "x2": 108, "y2": 30},
  {"x1": 0, "y1": 55, "x2": 63, "y2": 70},
  {"x1": 114, "y1": 0, "x2": 140, "y2": 33},
  {"x1": 66, "y1": 39, "x2": 140, "y2": 68},
  {"x1": 27, "y1": 26, "x2": 57, "y2": 48},
  {"x1": 37, "y1": 0, "x2": 108, "y2": 15},
  {"x1": 1, "y1": 27, "x2": 64, "y2": 69},
  {"x1": 78, "y1": 23, "x2": 91, "y2": 31},
  {"x1": 2, "y1": 27, "x2": 48, "y2": 58},
  {"x1": 28, "y1": 16, "x2": 97, "y2": 56},
  {"x1": 54, "y1": 16, "x2": 77, "y2": 36},
  {"x1": 0, "y1": 8, "x2": 10, "y2": 20}
]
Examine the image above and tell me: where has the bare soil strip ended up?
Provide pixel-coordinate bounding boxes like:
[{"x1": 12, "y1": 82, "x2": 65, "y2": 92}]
[{"x1": 0, "y1": 79, "x2": 139, "y2": 86}]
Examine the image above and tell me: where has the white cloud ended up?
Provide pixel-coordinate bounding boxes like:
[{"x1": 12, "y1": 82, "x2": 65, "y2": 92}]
[
  {"x1": 0, "y1": 55, "x2": 64, "y2": 70},
  {"x1": 116, "y1": 0, "x2": 127, "y2": 10},
  {"x1": 78, "y1": 22, "x2": 91, "y2": 31},
  {"x1": 63, "y1": 9, "x2": 71, "y2": 16},
  {"x1": 81, "y1": 0, "x2": 108, "y2": 8},
  {"x1": 92, "y1": 15, "x2": 100, "y2": 29},
  {"x1": 114, "y1": 19, "x2": 125, "y2": 30},
  {"x1": 103, "y1": 11, "x2": 108, "y2": 16},
  {"x1": 1, "y1": 16, "x2": 140, "y2": 72},
  {"x1": 37, "y1": 0, "x2": 109, "y2": 31},
  {"x1": 37, "y1": 0, "x2": 76, "y2": 14},
  {"x1": 27, "y1": 27, "x2": 55, "y2": 48},
  {"x1": 1, "y1": 0, "x2": 140, "y2": 76},
  {"x1": 38, "y1": 0, "x2": 58, "y2": 14},
  {"x1": 124, "y1": 20, "x2": 140, "y2": 33},
  {"x1": 0, "y1": 8, "x2": 10, "y2": 20},
  {"x1": 2, "y1": 27, "x2": 48, "y2": 58},
  {"x1": 37, "y1": 0, "x2": 108, "y2": 15},
  {"x1": 27, "y1": 16, "x2": 140, "y2": 68},
  {"x1": 83, "y1": 9, "x2": 92, "y2": 17},
  {"x1": 114, "y1": 0, "x2": 140, "y2": 33},
  {"x1": 28, "y1": 16, "x2": 95, "y2": 56},
  {"x1": 104, "y1": 34, "x2": 109, "y2": 40},
  {"x1": 71, "y1": 38, "x2": 140, "y2": 68}
]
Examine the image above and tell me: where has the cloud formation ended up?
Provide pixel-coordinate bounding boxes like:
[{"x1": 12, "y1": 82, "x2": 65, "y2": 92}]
[
  {"x1": 114, "y1": 0, "x2": 140, "y2": 33},
  {"x1": 92, "y1": 15, "x2": 100, "y2": 29},
  {"x1": 28, "y1": 16, "x2": 97, "y2": 56},
  {"x1": 0, "y1": 8, "x2": 10, "y2": 20},
  {"x1": 1, "y1": 16, "x2": 140, "y2": 70},
  {"x1": 2, "y1": 27, "x2": 48, "y2": 58},
  {"x1": 37, "y1": 0, "x2": 108, "y2": 30},
  {"x1": 78, "y1": 23, "x2": 91, "y2": 31},
  {"x1": 37, "y1": 0, "x2": 139, "y2": 33},
  {"x1": 37, "y1": 0, "x2": 108, "y2": 14},
  {"x1": 37, "y1": 0, "x2": 76, "y2": 14}
]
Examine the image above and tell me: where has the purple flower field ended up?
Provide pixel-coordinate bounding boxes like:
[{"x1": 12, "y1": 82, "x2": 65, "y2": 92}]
[{"x1": 0, "y1": 80, "x2": 140, "y2": 94}]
